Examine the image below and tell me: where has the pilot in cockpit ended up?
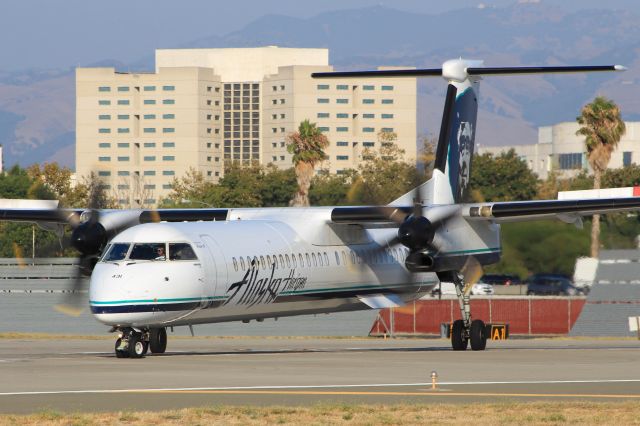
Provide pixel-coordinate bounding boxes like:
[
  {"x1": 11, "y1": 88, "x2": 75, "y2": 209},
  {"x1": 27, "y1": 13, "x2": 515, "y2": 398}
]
[{"x1": 155, "y1": 246, "x2": 166, "y2": 260}]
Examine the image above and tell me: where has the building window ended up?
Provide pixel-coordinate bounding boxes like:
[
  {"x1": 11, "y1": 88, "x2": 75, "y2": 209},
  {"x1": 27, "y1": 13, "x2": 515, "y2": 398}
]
[
  {"x1": 363, "y1": 99, "x2": 374, "y2": 104},
  {"x1": 336, "y1": 99, "x2": 348, "y2": 104},
  {"x1": 143, "y1": 114, "x2": 156, "y2": 119},
  {"x1": 381, "y1": 113, "x2": 394, "y2": 119},
  {"x1": 117, "y1": 142, "x2": 130, "y2": 148},
  {"x1": 144, "y1": 184, "x2": 156, "y2": 190},
  {"x1": 336, "y1": 127, "x2": 348, "y2": 132},
  {"x1": 162, "y1": 184, "x2": 172, "y2": 189},
  {"x1": 143, "y1": 86, "x2": 156, "y2": 91},
  {"x1": 117, "y1": 171, "x2": 130, "y2": 176},
  {"x1": 98, "y1": 142, "x2": 111, "y2": 148},
  {"x1": 117, "y1": 100, "x2": 130, "y2": 105},
  {"x1": 337, "y1": 155, "x2": 349, "y2": 160},
  {"x1": 317, "y1": 98, "x2": 329, "y2": 104},
  {"x1": 163, "y1": 85, "x2": 175, "y2": 91},
  {"x1": 163, "y1": 170, "x2": 175, "y2": 176},
  {"x1": 363, "y1": 127, "x2": 375, "y2": 133},
  {"x1": 117, "y1": 128, "x2": 130, "y2": 134},
  {"x1": 118, "y1": 114, "x2": 130, "y2": 120},
  {"x1": 144, "y1": 99, "x2": 156, "y2": 105},
  {"x1": 623, "y1": 151, "x2": 633, "y2": 167},
  {"x1": 144, "y1": 142, "x2": 156, "y2": 148},
  {"x1": 381, "y1": 127, "x2": 394, "y2": 132},
  {"x1": 163, "y1": 155, "x2": 175, "y2": 161},
  {"x1": 163, "y1": 142, "x2": 175, "y2": 148},
  {"x1": 381, "y1": 99, "x2": 394, "y2": 104},
  {"x1": 363, "y1": 113, "x2": 375, "y2": 119},
  {"x1": 98, "y1": 171, "x2": 111, "y2": 176},
  {"x1": 163, "y1": 128, "x2": 175, "y2": 133},
  {"x1": 363, "y1": 142, "x2": 375, "y2": 147},
  {"x1": 144, "y1": 156, "x2": 156, "y2": 161},
  {"x1": 317, "y1": 112, "x2": 330, "y2": 118},
  {"x1": 163, "y1": 114, "x2": 175, "y2": 119},
  {"x1": 318, "y1": 127, "x2": 330, "y2": 132},
  {"x1": 363, "y1": 85, "x2": 374, "y2": 91},
  {"x1": 98, "y1": 86, "x2": 110, "y2": 92},
  {"x1": 335, "y1": 113, "x2": 348, "y2": 119},
  {"x1": 382, "y1": 85, "x2": 394, "y2": 91},
  {"x1": 336, "y1": 141, "x2": 349, "y2": 147},
  {"x1": 144, "y1": 170, "x2": 156, "y2": 176},
  {"x1": 98, "y1": 114, "x2": 111, "y2": 120},
  {"x1": 162, "y1": 99, "x2": 175, "y2": 105},
  {"x1": 117, "y1": 156, "x2": 130, "y2": 162},
  {"x1": 98, "y1": 128, "x2": 110, "y2": 134},
  {"x1": 98, "y1": 100, "x2": 111, "y2": 105},
  {"x1": 336, "y1": 84, "x2": 349, "y2": 90},
  {"x1": 558, "y1": 153, "x2": 583, "y2": 170},
  {"x1": 117, "y1": 184, "x2": 129, "y2": 190},
  {"x1": 117, "y1": 86, "x2": 129, "y2": 92},
  {"x1": 98, "y1": 156, "x2": 111, "y2": 162},
  {"x1": 143, "y1": 128, "x2": 156, "y2": 133},
  {"x1": 317, "y1": 84, "x2": 329, "y2": 90}
]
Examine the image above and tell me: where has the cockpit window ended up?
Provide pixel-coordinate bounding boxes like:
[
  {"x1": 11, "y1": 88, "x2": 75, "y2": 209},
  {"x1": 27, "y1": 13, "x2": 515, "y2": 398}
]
[
  {"x1": 102, "y1": 243, "x2": 130, "y2": 261},
  {"x1": 169, "y1": 243, "x2": 198, "y2": 261},
  {"x1": 130, "y1": 243, "x2": 167, "y2": 261}
]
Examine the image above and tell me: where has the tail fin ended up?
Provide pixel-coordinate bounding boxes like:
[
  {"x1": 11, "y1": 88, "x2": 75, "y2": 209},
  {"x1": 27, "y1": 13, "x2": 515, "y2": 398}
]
[{"x1": 431, "y1": 59, "x2": 482, "y2": 205}]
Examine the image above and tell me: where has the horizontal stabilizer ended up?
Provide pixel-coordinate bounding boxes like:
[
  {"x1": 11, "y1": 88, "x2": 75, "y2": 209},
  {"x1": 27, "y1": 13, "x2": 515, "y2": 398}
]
[{"x1": 357, "y1": 294, "x2": 405, "y2": 309}]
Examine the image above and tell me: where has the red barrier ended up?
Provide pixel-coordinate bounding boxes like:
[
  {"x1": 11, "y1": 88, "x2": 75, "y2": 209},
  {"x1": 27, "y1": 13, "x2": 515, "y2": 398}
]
[{"x1": 370, "y1": 297, "x2": 586, "y2": 336}]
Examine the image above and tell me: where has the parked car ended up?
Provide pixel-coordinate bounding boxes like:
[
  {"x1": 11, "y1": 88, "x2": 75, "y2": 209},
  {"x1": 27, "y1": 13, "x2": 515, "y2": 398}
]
[
  {"x1": 471, "y1": 282, "x2": 495, "y2": 295},
  {"x1": 525, "y1": 274, "x2": 585, "y2": 296},
  {"x1": 480, "y1": 274, "x2": 521, "y2": 286},
  {"x1": 429, "y1": 281, "x2": 494, "y2": 296}
]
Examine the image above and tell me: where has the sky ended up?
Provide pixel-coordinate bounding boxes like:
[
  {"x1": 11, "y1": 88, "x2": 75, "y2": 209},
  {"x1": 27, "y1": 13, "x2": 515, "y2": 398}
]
[{"x1": 1, "y1": 0, "x2": 639, "y2": 71}]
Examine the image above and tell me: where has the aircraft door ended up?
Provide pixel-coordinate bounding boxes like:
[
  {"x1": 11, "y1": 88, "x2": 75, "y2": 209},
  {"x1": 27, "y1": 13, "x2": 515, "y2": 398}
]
[{"x1": 199, "y1": 234, "x2": 228, "y2": 302}]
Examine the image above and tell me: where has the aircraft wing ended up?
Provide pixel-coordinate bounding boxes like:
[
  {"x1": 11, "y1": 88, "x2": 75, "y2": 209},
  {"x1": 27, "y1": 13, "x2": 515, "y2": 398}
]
[{"x1": 463, "y1": 197, "x2": 640, "y2": 224}]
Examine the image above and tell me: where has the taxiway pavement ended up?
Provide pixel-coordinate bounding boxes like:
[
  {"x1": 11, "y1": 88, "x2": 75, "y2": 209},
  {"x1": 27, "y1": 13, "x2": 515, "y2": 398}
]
[{"x1": 0, "y1": 337, "x2": 638, "y2": 413}]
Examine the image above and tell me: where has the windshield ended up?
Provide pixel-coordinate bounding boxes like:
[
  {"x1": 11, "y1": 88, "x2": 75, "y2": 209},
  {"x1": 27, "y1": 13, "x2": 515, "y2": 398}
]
[
  {"x1": 102, "y1": 243, "x2": 131, "y2": 261},
  {"x1": 169, "y1": 243, "x2": 198, "y2": 261},
  {"x1": 130, "y1": 243, "x2": 167, "y2": 261}
]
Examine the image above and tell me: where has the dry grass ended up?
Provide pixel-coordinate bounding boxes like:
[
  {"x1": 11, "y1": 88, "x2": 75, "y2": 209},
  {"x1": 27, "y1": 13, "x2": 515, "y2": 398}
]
[{"x1": 1, "y1": 402, "x2": 640, "y2": 425}]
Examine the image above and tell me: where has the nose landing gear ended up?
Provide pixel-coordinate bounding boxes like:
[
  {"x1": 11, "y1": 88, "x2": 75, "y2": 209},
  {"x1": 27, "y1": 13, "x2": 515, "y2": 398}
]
[{"x1": 113, "y1": 327, "x2": 167, "y2": 358}]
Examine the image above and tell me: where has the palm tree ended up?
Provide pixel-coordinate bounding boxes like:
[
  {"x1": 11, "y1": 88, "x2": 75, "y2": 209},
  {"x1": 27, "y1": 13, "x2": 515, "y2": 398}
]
[
  {"x1": 576, "y1": 96, "x2": 626, "y2": 258},
  {"x1": 286, "y1": 119, "x2": 329, "y2": 206}
]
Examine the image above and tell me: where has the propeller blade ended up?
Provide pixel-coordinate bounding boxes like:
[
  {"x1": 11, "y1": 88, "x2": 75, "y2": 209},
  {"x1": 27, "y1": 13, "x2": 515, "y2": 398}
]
[
  {"x1": 12, "y1": 242, "x2": 26, "y2": 269},
  {"x1": 461, "y1": 256, "x2": 483, "y2": 287},
  {"x1": 54, "y1": 254, "x2": 93, "y2": 317}
]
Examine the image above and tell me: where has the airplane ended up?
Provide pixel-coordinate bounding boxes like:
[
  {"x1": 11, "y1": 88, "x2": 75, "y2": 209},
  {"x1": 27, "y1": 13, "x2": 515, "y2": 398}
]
[{"x1": 1, "y1": 59, "x2": 638, "y2": 358}]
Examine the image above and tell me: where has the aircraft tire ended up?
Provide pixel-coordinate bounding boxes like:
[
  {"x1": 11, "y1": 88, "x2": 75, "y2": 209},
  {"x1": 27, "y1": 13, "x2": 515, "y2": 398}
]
[
  {"x1": 451, "y1": 319, "x2": 468, "y2": 351},
  {"x1": 128, "y1": 334, "x2": 146, "y2": 359},
  {"x1": 470, "y1": 319, "x2": 487, "y2": 351},
  {"x1": 150, "y1": 328, "x2": 167, "y2": 354},
  {"x1": 115, "y1": 338, "x2": 129, "y2": 358}
]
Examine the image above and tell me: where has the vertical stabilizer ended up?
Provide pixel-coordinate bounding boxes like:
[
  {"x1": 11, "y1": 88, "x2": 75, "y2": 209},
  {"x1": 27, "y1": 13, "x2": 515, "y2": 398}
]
[{"x1": 431, "y1": 59, "x2": 481, "y2": 205}]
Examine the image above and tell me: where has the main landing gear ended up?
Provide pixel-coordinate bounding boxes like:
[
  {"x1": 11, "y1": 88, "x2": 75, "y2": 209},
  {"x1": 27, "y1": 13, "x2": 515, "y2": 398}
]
[
  {"x1": 439, "y1": 271, "x2": 487, "y2": 351},
  {"x1": 113, "y1": 327, "x2": 168, "y2": 358}
]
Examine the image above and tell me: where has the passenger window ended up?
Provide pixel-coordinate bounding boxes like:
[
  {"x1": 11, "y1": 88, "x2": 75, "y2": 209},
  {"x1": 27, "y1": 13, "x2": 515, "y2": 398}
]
[
  {"x1": 285, "y1": 254, "x2": 291, "y2": 268},
  {"x1": 291, "y1": 254, "x2": 297, "y2": 268},
  {"x1": 253, "y1": 256, "x2": 258, "y2": 268},
  {"x1": 278, "y1": 254, "x2": 284, "y2": 268},
  {"x1": 341, "y1": 251, "x2": 347, "y2": 266},
  {"x1": 240, "y1": 257, "x2": 245, "y2": 270},
  {"x1": 260, "y1": 256, "x2": 266, "y2": 269},
  {"x1": 267, "y1": 255, "x2": 272, "y2": 266},
  {"x1": 350, "y1": 251, "x2": 356, "y2": 264},
  {"x1": 247, "y1": 256, "x2": 253, "y2": 268},
  {"x1": 130, "y1": 243, "x2": 166, "y2": 261},
  {"x1": 335, "y1": 251, "x2": 340, "y2": 266},
  {"x1": 305, "y1": 253, "x2": 311, "y2": 267},
  {"x1": 232, "y1": 257, "x2": 238, "y2": 271},
  {"x1": 324, "y1": 252, "x2": 329, "y2": 266},
  {"x1": 103, "y1": 243, "x2": 130, "y2": 261},
  {"x1": 169, "y1": 243, "x2": 198, "y2": 261},
  {"x1": 299, "y1": 254, "x2": 304, "y2": 267},
  {"x1": 312, "y1": 253, "x2": 317, "y2": 267}
]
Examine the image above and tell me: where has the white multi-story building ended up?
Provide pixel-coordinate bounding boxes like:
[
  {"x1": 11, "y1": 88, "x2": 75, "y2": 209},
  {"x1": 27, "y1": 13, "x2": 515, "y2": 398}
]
[
  {"x1": 76, "y1": 47, "x2": 417, "y2": 207},
  {"x1": 478, "y1": 121, "x2": 640, "y2": 180}
]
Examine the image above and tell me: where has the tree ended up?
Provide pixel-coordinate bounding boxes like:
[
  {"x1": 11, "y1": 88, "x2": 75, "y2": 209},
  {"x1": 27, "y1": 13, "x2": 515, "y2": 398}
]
[
  {"x1": 309, "y1": 170, "x2": 356, "y2": 206},
  {"x1": 469, "y1": 149, "x2": 538, "y2": 202},
  {"x1": 417, "y1": 134, "x2": 437, "y2": 178},
  {"x1": 286, "y1": 120, "x2": 329, "y2": 207},
  {"x1": 349, "y1": 142, "x2": 422, "y2": 205},
  {"x1": 576, "y1": 96, "x2": 626, "y2": 257}
]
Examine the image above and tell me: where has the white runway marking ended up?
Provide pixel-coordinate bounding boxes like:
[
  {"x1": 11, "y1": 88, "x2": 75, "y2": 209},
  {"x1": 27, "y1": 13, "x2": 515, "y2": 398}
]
[{"x1": 0, "y1": 379, "x2": 639, "y2": 396}]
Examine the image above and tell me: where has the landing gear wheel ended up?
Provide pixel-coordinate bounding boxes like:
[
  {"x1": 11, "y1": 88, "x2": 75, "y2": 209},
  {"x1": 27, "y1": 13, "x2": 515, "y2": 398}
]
[
  {"x1": 128, "y1": 333, "x2": 146, "y2": 358},
  {"x1": 150, "y1": 328, "x2": 167, "y2": 354},
  {"x1": 451, "y1": 319, "x2": 468, "y2": 351},
  {"x1": 470, "y1": 319, "x2": 487, "y2": 351},
  {"x1": 115, "y1": 338, "x2": 129, "y2": 358}
]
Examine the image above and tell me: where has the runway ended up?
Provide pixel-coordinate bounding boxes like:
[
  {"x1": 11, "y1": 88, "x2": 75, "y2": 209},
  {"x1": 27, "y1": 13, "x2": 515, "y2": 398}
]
[{"x1": 0, "y1": 337, "x2": 638, "y2": 413}]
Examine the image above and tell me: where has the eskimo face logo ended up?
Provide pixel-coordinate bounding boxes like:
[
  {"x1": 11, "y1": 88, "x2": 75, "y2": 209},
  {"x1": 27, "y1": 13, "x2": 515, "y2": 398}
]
[{"x1": 457, "y1": 121, "x2": 474, "y2": 198}]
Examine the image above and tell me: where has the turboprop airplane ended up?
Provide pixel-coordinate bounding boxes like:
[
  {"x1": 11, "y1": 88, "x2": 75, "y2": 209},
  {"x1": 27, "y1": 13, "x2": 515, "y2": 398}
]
[{"x1": 1, "y1": 59, "x2": 638, "y2": 358}]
